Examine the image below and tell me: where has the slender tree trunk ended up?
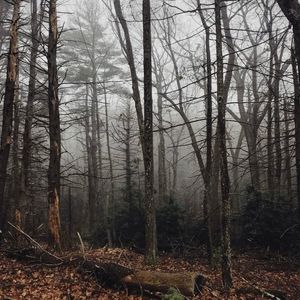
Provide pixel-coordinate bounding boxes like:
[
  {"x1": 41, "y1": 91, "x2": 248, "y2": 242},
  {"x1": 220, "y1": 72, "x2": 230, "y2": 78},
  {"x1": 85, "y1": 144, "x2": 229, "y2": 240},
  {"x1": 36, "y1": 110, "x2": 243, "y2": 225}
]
[
  {"x1": 22, "y1": 0, "x2": 39, "y2": 228},
  {"x1": 114, "y1": 0, "x2": 144, "y2": 155},
  {"x1": 267, "y1": 55, "x2": 275, "y2": 199},
  {"x1": 0, "y1": 0, "x2": 21, "y2": 232},
  {"x1": 274, "y1": 52, "x2": 282, "y2": 195},
  {"x1": 124, "y1": 104, "x2": 133, "y2": 213},
  {"x1": 104, "y1": 82, "x2": 114, "y2": 247},
  {"x1": 95, "y1": 93, "x2": 103, "y2": 205},
  {"x1": 283, "y1": 99, "x2": 292, "y2": 196},
  {"x1": 68, "y1": 186, "x2": 72, "y2": 246},
  {"x1": 209, "y1": 129, "x2": 221, "y2": 251},
  {"x1": 12, "y1": 75, "x2": 20, "y2": 223},
  {"x1": 85, "y1": 85, "x2": 97, "y2": 234},
  {"x1": 47, "y1": 0, "x2": 61, "y2": 249},
  {"x1": 215, "y1": 0, "x2": 233, "y2": 289},
  {"x1": 197, "y1": 0, "x2": 213, "y2": 262},
  {"x1": 143, "y1": 0, "x2": 156, "y2": 264},
  {"x1": 155, "y1": 73, "x2": 167, "y2": 204},
  {"x1": 90, "y1": 71, "x2": 99, "y2": 231}
]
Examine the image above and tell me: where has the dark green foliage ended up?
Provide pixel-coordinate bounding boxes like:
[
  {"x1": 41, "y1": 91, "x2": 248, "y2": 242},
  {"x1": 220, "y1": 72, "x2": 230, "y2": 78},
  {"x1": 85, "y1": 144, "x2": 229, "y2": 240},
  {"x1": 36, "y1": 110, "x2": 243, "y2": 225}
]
[
  {"x1": 115, "y1": 204, "x2": 145, "y2": 249},
  {"x1": 241, "y1": 186, "x2": 300, "y2": 253},
  {"x1": 157, "y1": 201, "x2": 185, "y2": 251}
]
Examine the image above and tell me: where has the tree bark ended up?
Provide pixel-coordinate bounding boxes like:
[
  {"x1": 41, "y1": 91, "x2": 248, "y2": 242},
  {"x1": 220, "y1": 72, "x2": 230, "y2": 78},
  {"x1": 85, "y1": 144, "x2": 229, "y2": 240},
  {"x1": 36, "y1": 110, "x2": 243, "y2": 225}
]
[
  {"x1": 104, "y1": 82, "x2": 115, "y2": 246},
  {"x1": 143, "y1": 0, "x2": 157, "y2": 264},
  {"x1": 153, "y1": 67, "x2": 167, "y2": 204},
  {"x1": 123, "y1": 103, "x2": 133, "y2": 214},
  {"x1": 22, "y1": 0, "x2": 39, "y2": 229},
  {"x1": 90, "y1": 72, "x2": 99, "y2": 231},
  {"x1": 12, "y1": 75, "x2": 20, "y2": 224},
  {"x1": 0, "y1": 0, "x2": 21, "y2": 232},
  {"x1": 113, "y1": 0, "x2": 144, "y2": 156},
  {"x1": 215, "y1": 0, "x2": 233, "y2": 289},
  {"x1": 47, "y1": 0, "x2": 61, "y2": 249},
  {"x1": 291, "y1": 45, "x2": 300, "y2": 213},
  {"x1": 197, "y1": 0, "x2": 213, "y2": 262},
  {"x1": 275, "y1": 0, "x2": 300, "y2": 216},
  {"x1": 283, "y1": 98, "x2": 292, "y2": 196}
]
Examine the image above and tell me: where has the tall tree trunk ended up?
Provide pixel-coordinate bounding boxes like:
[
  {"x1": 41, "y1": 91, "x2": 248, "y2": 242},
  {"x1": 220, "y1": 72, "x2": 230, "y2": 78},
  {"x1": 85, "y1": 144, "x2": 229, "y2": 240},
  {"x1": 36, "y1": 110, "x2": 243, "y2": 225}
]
[
  {"x1": 0, "y1": 0, "x2": 21, "y2": 232},
  {"x1": 22, "y1": 0, "x2": 39, "y2": 228},
  {"x1": 154, "y1": 71, "x2": 167, "y2": 204},
  {"x1": 96, "y1": 93, "x2": 103, "y2": 206},
  {"x1": 249, "y1": 48, "x2": 261, "y2": 191},
  {"x1": 124, "y1": 103, "x2": 133, "y2": 214},
  {"x1": 85, "y1": 85, "x2": 96, "y2": 234},
  {"x1": 12, "y1": 75, "x2": 20, "y2": 224},
  {"x1": 267, "y1": 54, "x2": 275, "y2": 199},
  {"x1": 215, "y1": 0, "x2": 233, "y2": 289},
  {"x1": 47, "y1": 0, "x2": 61, "y2": 249},
  {"x1": 143, "y1": 0, "x2": 157, "y2": 264},
  {"x1": 283, "y1": 98, "x2": 292, "y2": 196},
  {"x1": 104, "y1": 82, "x2": 114, "y2": 247},
  {"x1": 291, "y1": 46, "x2": 300, "y2": 213},
  {"x1": 197, "y1": 0, "x2": 213, "y2": 263},
  {"x1": 90, "y1": 70, "x2": 99, "y2": 231},
  {"x1": 275, "y1": 0, "x2": 300, "y2": 219},
  {"x1": 113, "y1": 0, "x2": 144, "y2": 156},
  {"x1": 274, "y1": 51, "x2": 282, "y2": 195}
]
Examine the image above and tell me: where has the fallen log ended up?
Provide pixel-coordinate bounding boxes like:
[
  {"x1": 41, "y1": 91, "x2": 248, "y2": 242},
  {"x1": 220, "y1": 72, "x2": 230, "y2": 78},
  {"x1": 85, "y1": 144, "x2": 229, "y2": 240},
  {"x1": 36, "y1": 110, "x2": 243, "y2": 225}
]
[
  {"x1": 78, "y1": 259, "x2": 205, "y2": 297},
  {"x1": 121, "y1": 270, "x2": 205, "y2": 297},
  {"x1": 3, "y1": 225, "x2": 206, "y2": 297}
]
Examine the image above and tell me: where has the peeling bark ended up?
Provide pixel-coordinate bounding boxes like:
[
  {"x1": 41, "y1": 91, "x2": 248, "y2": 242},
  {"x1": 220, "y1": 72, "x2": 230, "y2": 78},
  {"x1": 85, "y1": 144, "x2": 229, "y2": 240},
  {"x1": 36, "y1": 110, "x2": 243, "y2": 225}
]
[
  {"x1": 0, "y1": 0, "x2": 21, "y2": 232},
  {"x1": 47, "y1": 0, "x2": 61, "y2": 249}
]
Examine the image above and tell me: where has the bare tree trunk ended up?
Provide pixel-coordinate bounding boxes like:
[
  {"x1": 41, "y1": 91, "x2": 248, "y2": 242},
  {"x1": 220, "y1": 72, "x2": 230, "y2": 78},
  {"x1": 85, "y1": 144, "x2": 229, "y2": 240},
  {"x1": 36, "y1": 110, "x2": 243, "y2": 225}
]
[
  {"x1": 153, "y1": 68, "x2": 167, "y2": 204},
  {"x1": 267, "y1": 54, "x2": 275, "y2": 199},
  {"x1": 84, "y1": 86, "x2": 96, "y2": 234},
  {"x1": 0, "y1": 0, "x2": 21, "y2": 232},
  {"x1": 143, "y1": 0, "x2": 157, "y2": 264},
  {"x1": 96, "y1": 94, "x2": 103, "y2": 204},
  {"x1": 274, "y1": 52, "x2": 282, "y2": 195},
  {"x1": 47, "y1": 0, "x2": 61, "y2": 249},
  {"x1": 215, "y1": 0, "x2": 233, "y2": 289},
  {"x1": 12, "y1": 75, "x2": 20, "y2": 224},
  {"x1": 22, "y1": 0, "x2": 39, "y2": 229},
  {"x1": 249, "y1": 48, "x2": 261, "y2": 191},
  {"x1": 197, "y1": 0, "x2": 213, "y2": 262},
  {"x1": 113, "y1": 0, "x2": 144, "y2": 155},
  {"x1": 284, "y1": 98, "x2": 292, "y2": 196},
  {"x1": 90, "y1": 72, "x2": 99, "y2": 231},
  {"x1": 68, "y1": 186, "x2": 72, "y2": 246},
  {"x1": 291, "y1": 46, "x2": 300, "y2": 213},
  {"x1": 124, "y1": 103, "x2": 133, "y2": 213},
  {"x1": 275, "y1": 0, "x2": 300, "y2": 217},
  {"x1": 104, "y1": 82, "x2": 114, "y2": 246}
]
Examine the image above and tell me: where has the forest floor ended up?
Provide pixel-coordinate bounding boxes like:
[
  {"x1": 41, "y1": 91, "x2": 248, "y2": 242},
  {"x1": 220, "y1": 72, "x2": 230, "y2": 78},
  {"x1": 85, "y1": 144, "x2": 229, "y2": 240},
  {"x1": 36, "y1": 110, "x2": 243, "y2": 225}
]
[{"x1": 0, "y1": 247, "x2": 299, "y2": 300}]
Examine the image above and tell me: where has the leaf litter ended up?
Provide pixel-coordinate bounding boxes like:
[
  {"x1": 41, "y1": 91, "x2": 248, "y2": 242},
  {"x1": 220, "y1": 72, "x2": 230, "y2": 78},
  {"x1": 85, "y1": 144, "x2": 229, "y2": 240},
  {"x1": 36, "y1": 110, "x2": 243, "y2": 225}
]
[{"x1": 0, "y1": 248, "x2": 299, "y2": 299}]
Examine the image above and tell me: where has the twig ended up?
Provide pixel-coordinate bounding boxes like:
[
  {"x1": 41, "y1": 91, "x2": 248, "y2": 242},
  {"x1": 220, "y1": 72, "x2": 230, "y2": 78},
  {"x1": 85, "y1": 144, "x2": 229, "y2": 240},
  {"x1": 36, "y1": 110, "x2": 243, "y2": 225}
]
[
  {"x1": 7, "y1": 222, "x2": 63, "y2": 263},
  {"x1": 280, "y1": 224, "x2": 298, "y2": 239},
  {"x1": 240, "y1": 276, "x2": 282, "y2": 300}
]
